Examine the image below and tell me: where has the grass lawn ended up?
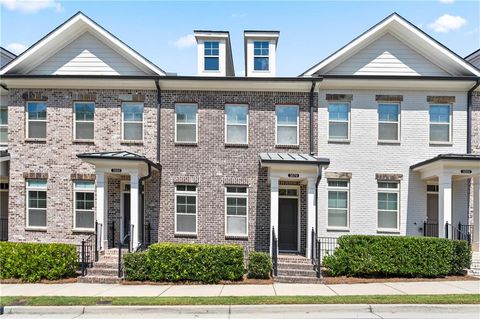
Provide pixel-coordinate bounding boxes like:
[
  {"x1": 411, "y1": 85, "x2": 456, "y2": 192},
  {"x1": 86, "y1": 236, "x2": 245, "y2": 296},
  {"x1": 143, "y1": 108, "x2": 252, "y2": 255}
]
[{"x1": 1, "y1": 294, "x2": 479, "y2": 306}]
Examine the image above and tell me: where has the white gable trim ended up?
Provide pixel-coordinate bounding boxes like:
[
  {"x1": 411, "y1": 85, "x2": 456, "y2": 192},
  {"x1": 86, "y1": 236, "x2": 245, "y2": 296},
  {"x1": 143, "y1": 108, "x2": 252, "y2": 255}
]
[
  {"x1": 302, "y1": 13, "x2": 480, "y2": 77},
  {"x1": 0, "y1": 12, "x2": 165, "y2": 76}
]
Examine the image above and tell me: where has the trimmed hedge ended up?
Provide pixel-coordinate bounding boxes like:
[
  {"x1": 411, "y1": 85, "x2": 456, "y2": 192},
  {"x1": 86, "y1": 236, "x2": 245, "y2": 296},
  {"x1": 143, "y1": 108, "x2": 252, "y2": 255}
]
[
  {"x1": 0, "y1": 242, "x2": 78, "y2": 282},
  {"x1": 323, "y1": 235, "x2": 471, "y2": 278},
  {"x1": 247, "y1": 251, "x2": 271, "y2": 279},
  {"x1": 124, "y1": 243, "x2": 244, "y2": 284}
]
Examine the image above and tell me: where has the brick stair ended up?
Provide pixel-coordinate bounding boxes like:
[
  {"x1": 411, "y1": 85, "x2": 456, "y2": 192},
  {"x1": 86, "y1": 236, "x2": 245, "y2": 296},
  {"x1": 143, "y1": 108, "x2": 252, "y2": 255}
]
[
  {"x1": 78, "y1": 248, "x2": 128, "y2": 284},
  {"x1": 274, "y1": 254, "x2": 321, "y2": 284},
  {"x1": 468, "y1": 252, "x2": 480, "y2": 277}
]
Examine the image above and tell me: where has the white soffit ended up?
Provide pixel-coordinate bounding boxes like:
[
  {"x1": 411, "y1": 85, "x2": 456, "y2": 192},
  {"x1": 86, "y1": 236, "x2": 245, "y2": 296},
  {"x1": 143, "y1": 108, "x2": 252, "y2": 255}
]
[
  {"x1": 302, "y1": 13, "x2": 480, "y2": 77},
  {"x1": 0, "y1": 12, "x2": 166, "y2": 76},
  {"x1": 319, "y1": 78, "x2": 476, "y2": 91}
]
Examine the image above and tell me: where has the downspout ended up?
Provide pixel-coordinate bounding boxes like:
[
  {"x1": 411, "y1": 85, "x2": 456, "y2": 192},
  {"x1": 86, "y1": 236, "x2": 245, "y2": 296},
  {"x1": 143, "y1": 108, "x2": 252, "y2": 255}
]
[
  {"x1": 314, "y1": 160, "x2": 324, "y2": 240},
  {"x1": 155, "y1": 79, "x2": 161, "y2": 163},
  {"x1": 309, "y1": 79, "x2": 323, "y2": 155},
  {"x1": 138, "y1": 163, "x2": 152, "y2": 248},
  {"x1": 467, "y1": 80, "x2": 480, "y2": 153}
]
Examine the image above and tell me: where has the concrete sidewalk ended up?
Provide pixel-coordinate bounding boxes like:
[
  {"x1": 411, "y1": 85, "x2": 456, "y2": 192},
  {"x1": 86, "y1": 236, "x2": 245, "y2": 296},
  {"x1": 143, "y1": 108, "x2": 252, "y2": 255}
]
[{"x1": 0, "y1": 280, "x2": 478, "y2": 297}]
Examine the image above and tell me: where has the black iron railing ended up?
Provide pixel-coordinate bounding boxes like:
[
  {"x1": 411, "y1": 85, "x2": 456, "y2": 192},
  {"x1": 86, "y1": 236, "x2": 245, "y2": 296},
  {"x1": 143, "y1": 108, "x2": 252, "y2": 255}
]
[
  {"x1": 445, "y1": 222, "x2": 472, "y2": 246},
  {"x1": 0, "y1": 218, "x2": 7, "y2": 241},
  {"x1": 423, "y1": 221, "x2": 439, "y2": 238},
  {"x1": 318, "y1": 237, "x2": 339, "y2": 266},
  {"x1": 79, "y1": 221, "x2": 99, "y2": 276},
  {"x1": 311, "y1": 228, "x2": 320, "y2": 278},
  {"x1": 271, "y1": 227, "x2": 278, "y2": 277},
  {"x1": 108, "y1": 220, "x2": 116, "y2": 249}
]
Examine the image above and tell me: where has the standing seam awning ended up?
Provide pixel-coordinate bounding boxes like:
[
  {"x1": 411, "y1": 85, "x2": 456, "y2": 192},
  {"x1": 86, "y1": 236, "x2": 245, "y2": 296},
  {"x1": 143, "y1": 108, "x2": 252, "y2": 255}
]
[
  {"x1": 259, "y1": 153, "x2": 330, "y2": 165},
  {"x1": 77, "y1": 151, "x2": 161, "y2": 170}
]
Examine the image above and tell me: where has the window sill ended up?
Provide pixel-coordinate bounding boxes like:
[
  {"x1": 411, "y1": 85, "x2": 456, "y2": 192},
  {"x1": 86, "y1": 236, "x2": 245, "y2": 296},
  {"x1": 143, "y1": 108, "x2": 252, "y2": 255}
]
[
  {"x1": 328, "y1": 139, "x2": 350, "y2": 144},
  {"x1": 26, "y1": 227, "x2": 47, "y2": 232},
  {"x1": 25, "y1": 138, "x2": 46, "y2": 143},
  {"x1": 72, "y1": 228, "x2": 95, "y2": 234},
  {"x1": 174, "y1": 232, "x2": 197, "y2": 238},
  {"x1": 275, "y1": 144, "x2": 300, "y2": 149},
  {"x1": 73, "y1": 139, "x2": 95, "y2": 144},
  {"x1": 377, "y1": 229, "x2": 400, "y2": 234},
  {"x1": 175, "y1": 142, "x2": 198, "y2": 147},
  {"x1": 225, "y1": 234, "x2": 249, "y2": 240},
  {"x1": 225, "y1": 143, "x2": 248, "y2": 148},
  {"x1": 121, "y1": 140, "x2": 144, "y2": 145},
  {"x1": 378, "y1": 140, "x2": 401, "y2": 145},
  {"x1": 326, "y1": 227, "x2": 350, "y2": 232},
  {"x1": 429, "y1": 142, "x2": 453, "y2": 146}
]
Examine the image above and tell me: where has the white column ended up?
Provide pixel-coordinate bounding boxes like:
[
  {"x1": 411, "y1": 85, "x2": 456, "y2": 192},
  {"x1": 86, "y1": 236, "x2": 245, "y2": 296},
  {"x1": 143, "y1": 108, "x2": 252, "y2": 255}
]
[
  {"x1": 306, "y1": 177, "x2": 316, "y2": 259},
  {"x1": 438, "y1": 173, "x2": 452, "y2": 238},
  {"x1": 95, "y1": 171, "x2": 107, "y2": 251},
  {"x1": 270, "y1": 176, "x2": 280, "y2": 256},
  {"x1": 473, "y1": 177, "x2": 480, "y2": 251},
  {"x1": 130, "y1": 172, "x2": 140, "y2": 250}
]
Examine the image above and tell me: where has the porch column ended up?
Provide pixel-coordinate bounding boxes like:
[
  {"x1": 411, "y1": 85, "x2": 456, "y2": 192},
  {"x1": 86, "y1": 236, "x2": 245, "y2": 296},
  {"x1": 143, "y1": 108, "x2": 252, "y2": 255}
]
[
  {"x1": 438, "y1": 173, "x2": 453, "y2": 238},
  {"x1": 270, "y1": 176, "x2": 280, "y2": 256},
  {"x1": 130, "y1": 172, "x2": 140, "y2": 250},
  {"x1": 473, "y1": 177, "x2": 480, "y2": 251},
  {"x1": 306, "y1": 177, "x2": 316, "y2": 259},
  {"x1": 96, "y1": 171, "x2": 107, "y2": 250}
]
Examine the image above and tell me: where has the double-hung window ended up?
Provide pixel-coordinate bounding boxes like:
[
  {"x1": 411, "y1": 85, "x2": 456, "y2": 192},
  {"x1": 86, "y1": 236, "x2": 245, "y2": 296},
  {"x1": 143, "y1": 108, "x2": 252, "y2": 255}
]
[
  {"x1": 276, "y1": 105, "x2": 299, "y2": 145},
  {"x1": 429, "y1": 104, "x2": 451, "y2": 143},
  {"x1": 26, "y1": 180, "x2": 47, "y2": 228},
  {"x1": 74, "y1": 102, "x2": 95, "y2": 140},
  {"x1": 26, "y1": 102, "x2": 47, "y2": 139},
  {"x1": 0, "y1": 105, "x2": 7, "y2": 145},
  {"x1": 175, "y1": 104, "x2": 197, "y2": 143},
  {"x1": 254, "y1": 41, "x2": 269, "y2": 71},
  {"x1": 204, "y1": 41, "x2": 219, "y2": 71},
  {"x1": 122, "y1": 102, "x2": 143, "y2": 141},
  {"x1": 327, "y1": 180, "x2": 349, "y2": 228},
  {"x1": 328, "y1": 103, "x2": 349, "y2": 140},
  {"x1": 74, "y1": 181, "x2": 95, "y2": 230},
  {"x1": 378, "y1": 103, "x2": 400, "y2": 142},
  {"x1": 225, "y1": 186, "x2": 248, "y2": 236},
  {"x1": 377, "y1": 181, "x2": 400, "y2": 231},
  {"x1": 175, "y1": 185, "x2": 197, "y2": 234},
  {"x1": 225, "y1": 104, "x2": 248, "y2": 144}
]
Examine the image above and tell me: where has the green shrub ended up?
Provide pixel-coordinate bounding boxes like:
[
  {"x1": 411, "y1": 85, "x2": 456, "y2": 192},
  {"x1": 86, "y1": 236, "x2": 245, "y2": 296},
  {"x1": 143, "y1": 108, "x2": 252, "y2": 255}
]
[
  {"x1": 0, "y1": 242, "x2": 77, "y2": 282},
  {"x1": 451, "y1": 240, "x2": 471, "y2": 275},
  {"x1": 247, "y1": 251, "x2": 271, "y2": 279},
  {"x1": 124, "y1": 243, "x2": 244, "y2": 284},
  {"x1": 124, "y1": 251, "x2": 149, "y2": 281},
  {"x1": 323, "y1": 235, "x2": 470, "y2": 278}
]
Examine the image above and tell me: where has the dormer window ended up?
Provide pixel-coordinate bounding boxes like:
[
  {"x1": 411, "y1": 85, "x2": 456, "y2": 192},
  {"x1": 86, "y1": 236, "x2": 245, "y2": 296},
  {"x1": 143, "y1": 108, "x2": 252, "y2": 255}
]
[
  {"x1": 204, "y1": 41, "x2": 219, "y2": 71},
  {"x1": 254, "y1": 41, "x2": 269, "y2": 71}
]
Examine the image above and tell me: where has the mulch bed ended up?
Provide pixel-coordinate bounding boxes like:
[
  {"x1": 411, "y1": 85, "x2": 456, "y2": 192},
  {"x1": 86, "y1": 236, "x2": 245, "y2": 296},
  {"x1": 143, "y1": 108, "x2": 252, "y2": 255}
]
[
  {"x1": 122, "y1": 276, "x2": 273, "y2": 285},
  {"x1": 322, "y1": 275, "x2": 480, "y2": 285},
  {"x1": 0, "y1": 277, "x2": 78, "y2": 284}
]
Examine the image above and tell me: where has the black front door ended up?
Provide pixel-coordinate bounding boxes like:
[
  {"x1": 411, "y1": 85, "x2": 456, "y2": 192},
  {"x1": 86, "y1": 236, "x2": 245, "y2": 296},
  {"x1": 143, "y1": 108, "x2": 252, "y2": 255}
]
[
  {"x1": 278, "y1": 198, "x2": 298, "y2": 251},
  {"x1": 123, "y1": 192, "x2": 131, "y2": 240}
]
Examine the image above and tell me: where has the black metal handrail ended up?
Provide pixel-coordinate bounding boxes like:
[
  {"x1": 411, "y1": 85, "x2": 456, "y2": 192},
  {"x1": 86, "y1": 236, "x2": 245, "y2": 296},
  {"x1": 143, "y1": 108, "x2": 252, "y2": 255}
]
[
  {"x1": 0, "y1": 218, "x2": 7, "y2": 241},
  {"x1": 423, "y1": 221, "x2": 439, "y2": 238},
  {"x1": 271, "y1": 227, "x2": 278, "y2": 277},
  {"x1": 445, "y1": 222, "x2": 472, "y2": 246},
  {"x1": 311, "y1": 228, "x2": 321, "y2": 278},
  {"x1": 79, "y1": 221, "x2": 99, "y2": 276},
  {"x1": 108, "y1": 220, "x2": 116, "y2": 249}
]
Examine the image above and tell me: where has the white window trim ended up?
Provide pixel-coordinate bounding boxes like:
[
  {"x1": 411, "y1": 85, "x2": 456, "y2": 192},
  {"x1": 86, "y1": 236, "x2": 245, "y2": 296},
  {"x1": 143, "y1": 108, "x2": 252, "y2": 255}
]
[
  {"x1": 25, "y1": 101, "x2": 47, "y2": 140},
  {"x1": 121, "y1": 102, "x2": 144, "y2": 142},
  {"x1": 253, "y1": 40, "x2": 270, "y2": 72},
  {"x1": 175, "y1": 103, "x2": 198, "y2": 144},
  {"x1": 327, "y1": 180, "x2": 350, "y2": 231},
  {"x1": 377, "y1": 181, "x2": 400, "y2": 233},
  {"x1": 73, "y1": 181, "x2": 95, "y2": 232},
  {"x1": 0, "y1": 105, "x2": 7, "y2": 146},
  {"x1": 225, "y1": 104, "x2": 249, "y2": 145},
  {"x1": 328, "y1": 102, "x2": 351, "y2": 142},
  {"x1": 377, "y1": 102, "x2": 401, "y2": 143},
  {"x1": 275, "y1": 105, "x2": 299, "y2": 146},
  {"x1": 204, "y1": 41, "x2": 220, "y2": 72},
  {"x1": 26, "y1": 180, "x2": 47, "y2": 230},
  {"x1": 225, "y1": 186, "x2": 249, "y2": 237},
  {"x1": 429, "y1": 103, "x2": 452, "y2": 145},
  {"x1": 174, "y1": 184, "x2": 198, "y2": 235},
  {"x1": 73, "y1": 102, "x2": 95, "y2": 141}
]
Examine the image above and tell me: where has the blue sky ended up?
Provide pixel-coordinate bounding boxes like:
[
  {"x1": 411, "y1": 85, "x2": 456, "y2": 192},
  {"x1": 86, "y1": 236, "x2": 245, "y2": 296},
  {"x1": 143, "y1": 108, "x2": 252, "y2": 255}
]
[{"x1": 1, "y1": 0, "x2": 479, "y2": 76}]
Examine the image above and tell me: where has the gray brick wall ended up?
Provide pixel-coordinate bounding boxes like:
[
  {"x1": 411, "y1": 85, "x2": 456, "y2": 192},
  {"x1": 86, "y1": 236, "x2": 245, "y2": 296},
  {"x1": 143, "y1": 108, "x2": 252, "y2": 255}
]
[{"x1": 469, "y1": 91, "x2": 480, "y2": 225}]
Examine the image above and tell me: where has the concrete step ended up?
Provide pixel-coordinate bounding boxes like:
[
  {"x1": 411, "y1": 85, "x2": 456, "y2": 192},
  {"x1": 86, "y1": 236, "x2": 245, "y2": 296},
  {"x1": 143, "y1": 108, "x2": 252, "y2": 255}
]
[
  {"x1": 274, "y1": 275, "x2": 322, "y2": 284},
  {"x1": 468, "y1": 269, "x2": 480, "y2": 276},
  {"x1": 101, "y1": 249, "x2": 128, "y2": 256},
  {"x1": 277, "y1": 256, "x2": 311, "y2": 264},
  {"x1": 78, "y1": 275, "x2": 121, "y2": 284},
  {"x1": 277, "y1": 269, "x2": 317, "y2": 278},
  {"x1": 277, "y1": 262, "x2": 314, "y2": 271},
  {"x1": 87, "y1": 268, "x2": 118, "y2": 277},
  {"x1": 93, "y1": 261, "x2": 118, "y2": 269}
]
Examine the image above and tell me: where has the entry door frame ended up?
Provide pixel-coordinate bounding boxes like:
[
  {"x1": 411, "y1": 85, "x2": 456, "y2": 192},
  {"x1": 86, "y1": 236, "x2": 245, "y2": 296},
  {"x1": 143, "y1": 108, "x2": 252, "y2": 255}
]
[
  {"x1": 426, "y1": 183, "x2": 439, "y2": 223},
  {"x1": 278, "y1": 185, "x2": 301, "y2": 253},
  {"x1": 120, "y1": 181, "x2": 131, "y2": 241}
]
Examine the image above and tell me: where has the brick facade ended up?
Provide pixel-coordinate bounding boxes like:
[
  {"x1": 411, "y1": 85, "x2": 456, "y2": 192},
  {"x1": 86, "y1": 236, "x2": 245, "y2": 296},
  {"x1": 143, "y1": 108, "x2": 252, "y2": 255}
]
[{"x1": 469, "y1": 91, "x2": 480, "y2": 225}]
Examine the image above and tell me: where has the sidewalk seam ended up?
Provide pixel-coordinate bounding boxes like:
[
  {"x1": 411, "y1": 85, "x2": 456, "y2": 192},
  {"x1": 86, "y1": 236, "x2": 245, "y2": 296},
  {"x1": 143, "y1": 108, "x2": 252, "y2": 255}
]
[
  {"x1": 219, "y1": 284, "x2": 225, "y2": 297},
  {"x1": 272, "y1": 283, "x2": 278, "y2": 296},
  {"x1": 383, "y1": 283, "x2": 408, "y2": 295},
  {"x1": 157, "y1": 285, "x2": 172, "y2": 297},
  {"x1": 324, "y1": 284, "x2": 339, "y2": 296}
]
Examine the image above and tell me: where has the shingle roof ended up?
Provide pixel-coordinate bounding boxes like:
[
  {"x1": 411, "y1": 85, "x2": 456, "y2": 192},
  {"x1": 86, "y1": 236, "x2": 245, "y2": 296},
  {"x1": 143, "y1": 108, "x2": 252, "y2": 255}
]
[
  {"x1": 259, "y1": 153, "x2": 330, "y2": 165},
  {"x1": 77, "y1": 151, "x2": 160, "y2": 170}
]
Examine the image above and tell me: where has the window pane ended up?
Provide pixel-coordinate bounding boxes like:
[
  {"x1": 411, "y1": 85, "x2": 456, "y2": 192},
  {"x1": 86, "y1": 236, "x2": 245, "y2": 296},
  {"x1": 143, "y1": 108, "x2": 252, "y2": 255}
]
[
  {"x1": 29, "y1": 209, "x2": 46, "y2": 227},
  {"x1": 27, "y1": 180, "x2": 47, "y2": 188},
  {"x1": 430, "y1": 124, "x2": 449, "y2": 142},
  {"x1": 123, "y1": 123, "x2": 142, "y2": 140},
  {"x1": 28, "y1": 121, "x2": 46, "y2": 138},
  {"x1": 378, "y1": 104, "x2": 399, "y2": 122},
  {"x1": 378, "y1": 210, "x2": 398, "y2": 229},
  {"x1": 329, "y1": 122, "x2": 348, "y2": 139},
  {"x1": 276, "y1": 106, "x2": 298, "y2": 125},
  {"x1": 123, "y1": 103, "x2": 143, "y2": 121},
  {"x1": 328, "y1": 191, "x2": 347, "y2": 209},
  {"x1": 177, "y1": 215, "x2": 196, "y2": 233},
  {"x1": 328, "y1": 209, "x2": 347, "y2": 227},
  {"x1": 0, "y1": 127, "x2": 7, "y2": 144},
  {"x1": 328, "y1": 103, "x2": 349, "y2": 121},
  {"x1": 27, "y1": 102, "x2": 47, "y2": 120},
  {"x1": 76, "y1": 210, "x2": 94, "y2": 229},
  {"x1": 75, "y1": 103, "x2": 94, "y2": 121},
  {"x1": 328, "y1": 180, "x2": 348, "y2": 188},
  {"x1": 254, "y1": 57, "x2": 269, "y2": 71},
  {"x1": 277, "y1": 126, "x2": 297, "y2": 145},
  {"x1": 379, "y1": 123, "x2": 398, "y2": 140},
  {"x1": 204, "y1": 57, "x2": 219, "y2": 70},
  {"x1": 227, "y1": 216, "x2": 247, "y2": 235},
  {"x1": 76, "y1": 122, "x2": 94, "y2": 140},
  {"x1": 0, "y1": 106, "x2": 7, "y2": 125},
  {"x1": 226, "y1": 105, "x2": 247, "y2": 124},
  {"x1": 430, "y1": 105, "x2": 450, "y2": 123},
  {"x1": 226, "y1": 125, "x2": 247, "y2": 144},
  {"x1": 176, "y1": 105, "x2": 197, "y2": 123},
  {"x1": 176, "y1": 124, "x2": 196, "y2": 142},
  {"x1": 75, "y1": 181, "x2": 94, "y2": 190}
]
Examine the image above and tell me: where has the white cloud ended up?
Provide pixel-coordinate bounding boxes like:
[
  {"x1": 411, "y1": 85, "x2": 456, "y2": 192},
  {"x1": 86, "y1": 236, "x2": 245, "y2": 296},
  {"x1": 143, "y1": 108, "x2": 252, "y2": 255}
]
[
  {"x1": 439, "y1": 0, "x2": 455, "y2": 3},
  {"x1": 0, "y1": 0, "x2": 63, "y2": 14},
  {"x1": 171, "y1": 34, "x2": 196, "y2": 49},
  {"x1": 6, "y1": 42, "x2": 28, "y2": 54},
  {"x1": 429, "y1": 14, "x2": 467, "y2": 33}
]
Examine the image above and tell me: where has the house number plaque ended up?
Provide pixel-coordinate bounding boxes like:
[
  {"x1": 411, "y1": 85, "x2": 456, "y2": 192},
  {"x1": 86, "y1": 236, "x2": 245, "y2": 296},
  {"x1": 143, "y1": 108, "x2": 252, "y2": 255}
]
[{"x1": 288, "y1": 173, "x2": 300, "y2": 178}]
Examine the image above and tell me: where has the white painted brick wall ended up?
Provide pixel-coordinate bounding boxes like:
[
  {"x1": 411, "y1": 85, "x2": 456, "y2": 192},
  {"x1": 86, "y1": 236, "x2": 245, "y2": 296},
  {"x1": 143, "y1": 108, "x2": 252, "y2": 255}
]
[{"x1": 316, "y1": 89, "x2": 468, "y2": 237}]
